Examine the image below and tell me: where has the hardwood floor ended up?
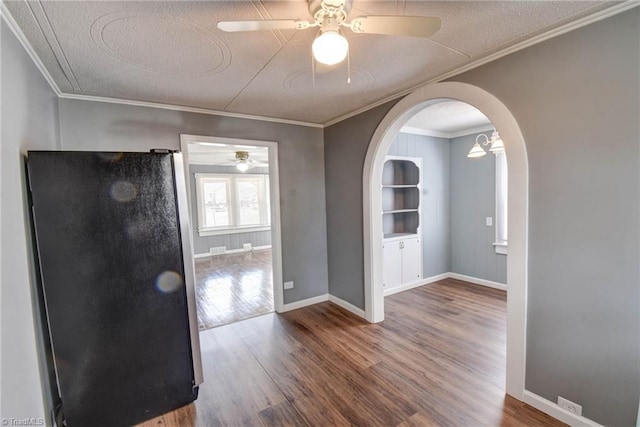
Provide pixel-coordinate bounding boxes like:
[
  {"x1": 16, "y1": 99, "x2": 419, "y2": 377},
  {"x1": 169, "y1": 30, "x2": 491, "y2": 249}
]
[
  {"x1": 194, "y1": 249, "x2": 274, "y2": 330},
  {"x1": 140, "y1": 279, "x2": 566, "y2": 427}
]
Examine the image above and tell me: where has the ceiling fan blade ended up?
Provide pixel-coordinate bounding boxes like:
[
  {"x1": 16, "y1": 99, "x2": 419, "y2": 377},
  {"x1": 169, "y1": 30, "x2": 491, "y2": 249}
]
[
  {"x1": 349, "y1": 16, "x2": 441, "y2": 38},
  {"x1": 217, "y1": 19, "x2": 311, "y2": 32}
]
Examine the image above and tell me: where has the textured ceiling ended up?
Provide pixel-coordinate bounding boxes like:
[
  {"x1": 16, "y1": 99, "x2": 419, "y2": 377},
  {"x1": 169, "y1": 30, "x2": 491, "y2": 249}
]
[
  {"x1": 4, "y1": 0, "x2": 621, "y2": 125},
  {"x1": 404, "y1": 100, "x2": 490, "y2": 134}
]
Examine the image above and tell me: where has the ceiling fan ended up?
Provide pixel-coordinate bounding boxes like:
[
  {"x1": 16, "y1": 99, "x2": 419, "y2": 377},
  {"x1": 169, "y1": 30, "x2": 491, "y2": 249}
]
[
  {"x1": 217, "y1": 0, "x2": 441, "y2": 66},
  {"x1": 225, "y1": 151, "x2": 268, "y2": 172}
]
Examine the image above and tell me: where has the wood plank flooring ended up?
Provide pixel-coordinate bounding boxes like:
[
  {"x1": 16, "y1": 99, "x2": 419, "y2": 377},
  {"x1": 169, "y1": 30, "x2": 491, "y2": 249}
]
[
  {"x1": 140, "y1": 279, "x2": 566, "y2": 427},
  {"x1": 194, "y1": 250, "x2": 273, "y2": 330}
]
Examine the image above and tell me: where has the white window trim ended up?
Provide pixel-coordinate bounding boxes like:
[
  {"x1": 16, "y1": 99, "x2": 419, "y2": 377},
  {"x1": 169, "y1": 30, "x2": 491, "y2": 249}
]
[
  {"x1": 195, "y1": 172, "x2": 270, "y2": 237},
  {"x1": 494, "y1": 150, "x2": 508, "y2": 254}
]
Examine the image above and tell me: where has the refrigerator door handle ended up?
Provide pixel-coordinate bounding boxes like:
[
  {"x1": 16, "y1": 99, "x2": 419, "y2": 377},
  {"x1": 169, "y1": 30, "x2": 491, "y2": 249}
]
[{"x1": 172, "y1": 153, "x2": 204, "y2": 386}]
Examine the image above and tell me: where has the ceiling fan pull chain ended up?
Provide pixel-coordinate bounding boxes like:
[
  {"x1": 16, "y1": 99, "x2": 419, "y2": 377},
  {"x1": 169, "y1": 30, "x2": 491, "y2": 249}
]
[
  {"x1": 312, "y1": 50, "x2": 316, "y2": 87},
  {"x1": 346, "y1": 40, "x2": 351, "y2": 84}
]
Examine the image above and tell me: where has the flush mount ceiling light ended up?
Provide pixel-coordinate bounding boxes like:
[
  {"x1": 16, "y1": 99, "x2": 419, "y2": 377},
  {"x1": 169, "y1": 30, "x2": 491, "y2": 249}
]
[
  {"x1": 234, "y1": 151, "x2": 251, "y2": 171},
  {"x1": 467, "y1": 130, "x2": 505, "y2": 158},
  {"x1": 217, "y1": 0, "x2": 441, "y2": 67}
]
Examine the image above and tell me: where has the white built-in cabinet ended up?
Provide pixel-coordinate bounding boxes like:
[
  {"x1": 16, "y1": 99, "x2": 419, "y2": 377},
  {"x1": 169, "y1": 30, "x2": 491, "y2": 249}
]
[{"x1": 382, "y1": 156, "x2": 423, "y2": 294}]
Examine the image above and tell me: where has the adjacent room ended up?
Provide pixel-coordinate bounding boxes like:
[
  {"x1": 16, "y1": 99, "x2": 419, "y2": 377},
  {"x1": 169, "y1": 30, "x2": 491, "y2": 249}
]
[
  {"x1": 185, "y1": 140, "x2": 276, "y2": 329},
  {"x1": 2, "y1": 1, "x2": 639, "y2": 427}
]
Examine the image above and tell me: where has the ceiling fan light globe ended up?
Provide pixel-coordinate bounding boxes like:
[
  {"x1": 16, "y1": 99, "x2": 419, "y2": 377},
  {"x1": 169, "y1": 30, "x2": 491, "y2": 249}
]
[
  {"x1": 312, "y1": 31, "x2": 348, "y2": 65},
  {"x1": 236, "y1": 162, "x2": 250, "y2": 172}
]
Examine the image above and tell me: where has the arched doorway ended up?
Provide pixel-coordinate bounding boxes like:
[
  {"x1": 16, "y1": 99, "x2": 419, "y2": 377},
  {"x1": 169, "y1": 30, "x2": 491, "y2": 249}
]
[{"x1": 362, "y1": 82, "x2": 528, "y2": 399}]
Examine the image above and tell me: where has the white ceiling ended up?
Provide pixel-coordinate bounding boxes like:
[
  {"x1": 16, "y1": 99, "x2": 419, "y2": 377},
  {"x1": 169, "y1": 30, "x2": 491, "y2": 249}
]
[
  {"x1": 4, "y1": 1, "x2": 623, "y2": 125},
  {"x1": 403, "y1": 100, "x2": 491, "y2": 136}
]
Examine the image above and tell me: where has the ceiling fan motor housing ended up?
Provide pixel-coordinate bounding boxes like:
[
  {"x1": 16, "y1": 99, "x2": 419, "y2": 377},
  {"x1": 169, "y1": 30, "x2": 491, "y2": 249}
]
[{"x1": 309, "y1": 0, "x2": 352, "y2": 26}]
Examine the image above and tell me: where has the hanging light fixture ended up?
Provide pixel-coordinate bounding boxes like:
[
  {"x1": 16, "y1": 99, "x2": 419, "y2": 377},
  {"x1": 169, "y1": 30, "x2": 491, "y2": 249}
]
[
  {"x1": 312, "y1": 14, "x2": 349, "y2": 65},
  {"x1": 467, "y1": 130, "x2": 505, "y2": 158},
  {"x1": 236, "y1": 162, "x2": 250, "y2": 172},
  {"x1": 312, "y1": 30, "x2": 348, "y2": 65}
]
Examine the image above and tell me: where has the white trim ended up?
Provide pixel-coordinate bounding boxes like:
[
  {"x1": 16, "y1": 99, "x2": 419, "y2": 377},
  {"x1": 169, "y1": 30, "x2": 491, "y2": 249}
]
[
  {"x1": 494, "y1": 242, "x2": 508, "y2": 255},
  {"x1": 328, "y1": 295, "x2": 366, "y2": 319},
  {"x1": 448, "y1": 273, "x2": 507, "y2": 292},
  {"x1": 193, "y1": 244, "x2": 272, "y2": 259},
  {"x1": 399, "y1": 124, "x2": 495, "y2": 139},
  {"x1": 323, "y1": 2, "x2": 640, "y2": 127},
  {"x1": 0, "y1": 3, "x2": 62, "y2": 96},
  {"x1": 363, "y1": 82, "x2": 528, "y2": 401},
  {"x1": 59, "y1": 93, "x2": 323, "y2": 128},
  {"x1": 399, "y1": 126, "x2": 450, "y2": 139},
  {"x1": 449, "y1": 124, "x2": 496, "y2": 139},
  {"x1": 180, "y1": 135, "x2": 285, "y2": 314},
  {"x1": 523, "y1": 391, "x2": 604, "y2": 427},
  {"x1": 383, "y1": 273, "x2": 449, "y2": 296},
  {"x1": 281, "y1": 294, "x2": 329, "y2": 313},
  {"x1": 198, "y1": 226, "x2": 270, "y2": 237},
  {"x1": 171, "y1": 153, "x2": 203, "y2": 385}
]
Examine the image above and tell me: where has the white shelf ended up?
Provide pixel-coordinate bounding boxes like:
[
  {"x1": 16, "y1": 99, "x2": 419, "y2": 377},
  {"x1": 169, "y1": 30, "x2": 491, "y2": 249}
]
[
  {"x1": 383, "y1": 232, "x2": 419, "y2": 240},
  {"x1": 383, "y1": 209, "x2": 418, "y2": 214},
  {"x1": 382, "y1": 184, "x2": 417, "y2": 188}
]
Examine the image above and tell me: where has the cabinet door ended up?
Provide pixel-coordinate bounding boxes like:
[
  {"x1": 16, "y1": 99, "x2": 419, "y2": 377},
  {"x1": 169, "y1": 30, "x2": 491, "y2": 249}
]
[
  {"x1": 401, "y1": 238, "x2": 422, "y2": 283},
  {"x1": 383, "y1": 241, "x2": 403, "y2": 289}
]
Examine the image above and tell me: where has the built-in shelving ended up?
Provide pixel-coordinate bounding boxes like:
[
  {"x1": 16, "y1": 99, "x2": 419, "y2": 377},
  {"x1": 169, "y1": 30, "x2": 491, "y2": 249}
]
[
  {"x1": 381, "y1": 156, "x2": 423, "y2": 292},
  {"x1": 382, "y1": 158, "x2": 421, "y2": 238}
]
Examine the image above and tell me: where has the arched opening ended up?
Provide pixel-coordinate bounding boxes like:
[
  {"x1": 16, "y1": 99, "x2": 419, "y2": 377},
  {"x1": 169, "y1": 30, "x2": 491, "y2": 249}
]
[{"x1": 363, "y1": 82, "x2": 528, "y2": 399}]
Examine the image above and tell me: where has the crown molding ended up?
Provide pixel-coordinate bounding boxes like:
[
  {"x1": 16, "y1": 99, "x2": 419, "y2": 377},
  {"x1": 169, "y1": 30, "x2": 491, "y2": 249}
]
[
  {"x1": 448, "y1": 124, "x2": 495, "y2": 139},
  {"x1": 322, "y1": 1, "x2": 640, "y2": 127},
  {"x1": 399, "y1": 126, "x2": 450, "y2": 139},
  {"x1": 400, "y1": 123, "x2": 495, "y2": 139},
  {"x1": 0, "y1": 1, "x2": 62, "y2": 96},
  {"x1": 57, "y1": 93, "x2": 324, "y2": 128}
]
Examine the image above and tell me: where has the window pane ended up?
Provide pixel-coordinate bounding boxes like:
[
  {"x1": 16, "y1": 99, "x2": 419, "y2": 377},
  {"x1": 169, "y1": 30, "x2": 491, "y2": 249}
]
[
  {"x1": 237, "y1": 180, "x2": 261, "y2": 226},
  {"x1": 203, "y1": 181, "x2": 230, "y2": 227}
]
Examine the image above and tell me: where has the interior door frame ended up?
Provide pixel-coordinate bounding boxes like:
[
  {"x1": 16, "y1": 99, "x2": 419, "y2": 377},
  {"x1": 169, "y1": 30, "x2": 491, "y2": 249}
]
[{"x1": 179, "y1": 134, "x2": 284, "y2": 314}]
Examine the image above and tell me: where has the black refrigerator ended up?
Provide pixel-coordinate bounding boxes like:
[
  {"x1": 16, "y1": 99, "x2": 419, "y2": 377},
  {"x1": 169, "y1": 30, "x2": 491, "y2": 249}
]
[{"x1": 27, "y1": 151, "x2": 203, "y2": 427}]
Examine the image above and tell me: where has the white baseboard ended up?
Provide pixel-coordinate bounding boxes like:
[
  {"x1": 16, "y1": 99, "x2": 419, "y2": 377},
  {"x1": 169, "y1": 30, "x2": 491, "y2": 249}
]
[
  {"x1": 383, "y1": 273, "x2": 450, "y2": 296},
  {"x1": 194, "y1": 245, "x2": 272, "y2": 259},
  {"x1": 328, "y1": 295, "x2": 366, "y2": 319},
  {"x1": 523, "y1": 391, "x2": 603, "y2": 427},
  {"x1": 447, "y1": 272, "x2": 507, "y2": 291},
  {"x1": 281, "y1": 294, "x2": 329, "y2": 312}
]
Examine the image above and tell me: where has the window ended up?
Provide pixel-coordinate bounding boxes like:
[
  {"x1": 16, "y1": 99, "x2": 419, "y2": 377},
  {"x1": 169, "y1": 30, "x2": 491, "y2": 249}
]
[
  {"x1": 494, "y1": 151, "x2": 508, "y2": 254},
  {"x1": 195, "y1": 173, "x2": 270, "y2": 236}
]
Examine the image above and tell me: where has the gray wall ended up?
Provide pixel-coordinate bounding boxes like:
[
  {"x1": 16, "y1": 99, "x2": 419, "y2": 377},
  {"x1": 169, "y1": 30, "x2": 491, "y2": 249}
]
[
  {"x1": 57, "y1": 98, "x2": 328, "y2": 305},
  {"x1": 324, "y1": 100, "x2": 399, "y2": 307},
  {"x1": 188, "y1": 164, "x2": 271, "y2": 254},
  {"x1": 388, "y1": 132, "x2": 451, "y2": 278},
  {"x1": 450, "y1": 133, "x2": 507, "y2": 283},
  {"x1": 324, "y1": 9, "x2": 639, "y2": 426},
  {"x1": 1, "y1": 22, "x2": 60, "y2": 424},
  {"x1": 452, "y1": 10, "x2": 639, "y2": 426}
]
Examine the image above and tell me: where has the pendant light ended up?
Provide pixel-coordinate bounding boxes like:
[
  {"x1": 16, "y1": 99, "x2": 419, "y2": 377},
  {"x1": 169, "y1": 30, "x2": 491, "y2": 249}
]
[{"x1": 467, "y1": 130, "x2": 505, "y2": 158}]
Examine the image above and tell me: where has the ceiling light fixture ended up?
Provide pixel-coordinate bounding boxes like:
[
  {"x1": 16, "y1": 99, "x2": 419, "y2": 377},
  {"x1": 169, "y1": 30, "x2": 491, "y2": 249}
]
[
  {"x1": 312, "y1": 29, "x2": 349, "y2": 65},
  {"x1": 236, "y1": 162, "x2": 250, "y2": 172},
  {"x1": 467, "y1": 130, "x2": 505, "y2": 158}
]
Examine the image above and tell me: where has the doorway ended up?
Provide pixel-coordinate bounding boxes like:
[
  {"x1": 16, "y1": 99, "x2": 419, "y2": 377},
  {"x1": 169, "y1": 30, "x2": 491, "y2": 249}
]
[
  {"x1": 363, "y1": 81, "x2": 528, "y2": 400},
  {"x1": 180, "y1": 135, "x2": 284, "y2": 330}
]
